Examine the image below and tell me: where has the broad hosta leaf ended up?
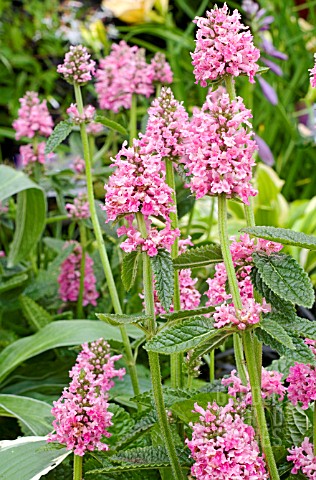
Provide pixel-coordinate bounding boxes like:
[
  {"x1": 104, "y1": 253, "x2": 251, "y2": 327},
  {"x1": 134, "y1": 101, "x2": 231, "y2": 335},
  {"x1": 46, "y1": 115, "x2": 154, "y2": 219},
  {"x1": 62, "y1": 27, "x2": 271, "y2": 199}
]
[
  {"x1": 242, "y1": 226, "x2": 316, "y2": 251},
  {"x1": 259, "y1": 317, "x2": 295, "y2": 349},
  {"x1": 151, "y1": 250, "x2": 174, "y2": 312},
  {"x1": 144, "y1": 317, "x2": 216, "y2": 354},
  {"x1": 0, "y1": 165, "x2": 46, "y2": 266},
  {"x1": 173, "y1": 243, "x2": 222, "y2": 269},
  {"x1": 0, "y1": 395, "x2": 53, "y2": 436},
  {"x1": 255, "y1": 328, "x2": 315, "y2": 364},
  {"x1": 0, "y1": 273, "x2": 28, "y2": 294},
  {"x1": 0, "y1": 320, "x2": 126, "y2": 384},
  {"x1": 0, "y1": 437, "x2": 70, "y2": 480},
  {"x1": 19, "y1": 295, "x2": 53, "y2": 331},
  {"x1": 158, "y1": 305, "x2": 216, "y2": 323},
  {"x1": 252, "y1": 252, "x2": 315, "y2": 308},
  {"x1": 122, "y1": 251, "x2": 140, "y2": 291},
  {"x1": 44, "y1": 120, "x2": 73, "y2": 154},
  {"x1": 97, "y1": 312, "x2": 150, "y2": 327},
  {"x1": 250, "y1": 267, "x2": 296, "y2": 318},
  {"x1": 94, "y1": 115, "x2": 127, "y2": 135}
]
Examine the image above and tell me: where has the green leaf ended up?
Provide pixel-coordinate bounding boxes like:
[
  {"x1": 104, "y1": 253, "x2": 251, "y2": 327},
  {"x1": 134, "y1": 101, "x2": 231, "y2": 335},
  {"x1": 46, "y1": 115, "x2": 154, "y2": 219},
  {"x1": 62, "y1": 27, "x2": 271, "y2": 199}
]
[
  {"x1": 188, "y1": 330, "x2": 232, "y2": 365},
  {"x1": 252, "y1": 252, "x2": 315, "y2": 307},
  {"x1": 259, "y1": 317, "x2": 295, "y2": 349},
  {"x1": 242, "y1": 226, "x2": 316, "y2": 250},
  {"x1": 94, "y1": 115, "x2": 127, "y2": 135},
  {"x1": 19, "y1": 295, "x2": 53, "y2": 331},
  {"x1": 171, "y1": 392, "x2": 229, "y2": 424},
  {"x1": 111, "y1": 445, "x2": 191, "y2": 466},
  {"x1": 112, "y1": 410, "x2": 157, "y2": 450},
  {"x1": 0, "y1": 273, "x2": 28, "y2": 294},
  {"x1": 265, "y1": 312, "x2": 316, "y2": 341},
  {"x1": 158, "y1": 305, "x2": 216, "y2": 323},
  {"x1": 44, "y1": 120, "x2": 73, "y2": 154},
  {"x1": 96, "y1": 312, "x2": 150, "y2": 327},
  {"x1": 173, "y1": 243, "x2": 222, "y2": 269},
  {"x1": 0, "y1": 395, "x2": 53, "y2": 436},
  {"x1": 0, "y1": 320, "x2": 126, "y2": 384},
  {"x1": 144, "y1": 317, "x2": 217, "y2": 354},
  {"x1": 284, "y1": 403, "x2": 312, "y2": 447},
  {"x1": 122, "y1": 251, "x2": 140, "y2": 291},
  {"x1": 0, "y1": 437, "x2": 70, "y2": 480},
  {"x1": 0, "y1": 165, "x2": 46, "y2": 267},
  {"x1": 151, "y1": 249, "x2": 174, "y2": 312},
  {"x1": 133, "y1": 387, "x2": 195, "y2": 408}
]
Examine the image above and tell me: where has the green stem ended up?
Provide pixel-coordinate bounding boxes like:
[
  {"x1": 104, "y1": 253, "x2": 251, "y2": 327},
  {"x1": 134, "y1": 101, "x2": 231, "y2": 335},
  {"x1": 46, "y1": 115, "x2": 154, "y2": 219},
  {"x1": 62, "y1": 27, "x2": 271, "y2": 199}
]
[
  {"x1": 136, "y1": 212, "x2": 184, "y2": 480},
  {"x1": 165, "y1": 158, "x2": 182, "y2": 389},
  {"x1": 217, "y1": 194, "x2": 247, "y2": 385},
  {"x1": 207, "y1": 197, "x2": 215, "y2": 241},
  {"x1": 77, "y1": 222, "x2": 86, "y2": 319},
  {"x1": 314, "y1": 401, "x2": 316, "y2": 455},
  {"x1": 73, "y1": 454, "x2": 82, "y2": 480},
  {"x1": 45, "y1": 214, "x2": 69, "y2": 224},
  {"x1": 243, "y1": 331, "x2": 280, "y2": 480},
  {"x1": 209, "y1": 351, "x2": 215, "y2": 382},
  {"x1": 225, "y1": 75, "x2": 236, "y2": 101},
  {"x1": 129, "y1": 94, "x2": 137, "y2": 146},
  {"x1": 73, "y1": 84, "x2": 141, "y2": 398}
]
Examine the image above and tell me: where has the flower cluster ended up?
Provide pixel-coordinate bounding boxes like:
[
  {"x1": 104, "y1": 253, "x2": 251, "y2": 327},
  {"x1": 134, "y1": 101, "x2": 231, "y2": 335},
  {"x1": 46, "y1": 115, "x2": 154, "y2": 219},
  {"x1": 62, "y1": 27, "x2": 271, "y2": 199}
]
[
  {"x1": 310, "y1": 54, "x2": 316, "y2": 88},
  {"x1": 205, "y1": 234, "x2": 282, "y2": 329},
  {"x1": 57, "y1": 45, "x2": 95, "y2": 84},
  {"x1": 286, "y1": 361, "x2": 316, "y2": 410},
  {"x1": 47, "y1": 338, "x2": 125, "y2": 455},
  {"x1": 58, "y1": 242, "x2": 99, "y2": 306},
  {"x1": 13, "y1": 91, "x2": 53, "y2": 140},
  {"x1": 96, "y1": 41, "x2": 172, "y2": 112},
  {"x1": 71, "y1": 156, "x2": 85, "y2": 174},
  {"x1": 67, "y1": 104, "x2": 96, "y2": 125},
  {"x1": 183, "y1": 90, "x2": 258, "y2": 204},
  {"x1": 104, "y1": 139, "x2": 179, "y2": 256},
  {"x1": 19, "y1": 142, "x2": 47, "y2": 166},
  {"x1": 186, "y1": 400, "x2": 268, "y2": 479},
  {"x1": 139, "y1": 87, "x2": 189, "y2": 161},
  {"x1": 66, "y1": 193, "x2": 90, "y2": 220},
  {"x1": 222, "y1": 368, "x2": 285, "y2": 407},
  {"x1": 287, "y1": 438, "x2": 316, "y2": 479},
  {"x1": 191, "y1": 3, "x2": 260, "y2": 87}
]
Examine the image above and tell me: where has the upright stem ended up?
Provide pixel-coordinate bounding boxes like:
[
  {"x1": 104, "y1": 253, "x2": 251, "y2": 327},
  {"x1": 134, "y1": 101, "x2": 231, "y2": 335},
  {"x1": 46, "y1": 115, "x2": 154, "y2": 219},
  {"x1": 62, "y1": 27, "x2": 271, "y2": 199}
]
[
  {"x1": 77, "y1": 222, "x2": 86, "y2": 319},
  {"x1": 73, "y1": 454, "x2": 82, "y2": 480},
  {"x1": 73, "y1": 84, "x2": 140, "y2": 398},
  {"x1": 129, "y1": 94, "x2": 137, "y2": 146},
  {"x1": 217, "y1": 194, "x2": 247, "y2": 385},
  {"x1": 243, "y1": 331, "x2": 280, "y2": 480},
  {"x1": 165, "y1": 158, "x2": 182, "y2": 389},
  {"x1": 136, "y1": 212, "x2": 184, "y2": 480},
  {"x1": 314, "y1": 401, "x2": 316, "y2": 456}
]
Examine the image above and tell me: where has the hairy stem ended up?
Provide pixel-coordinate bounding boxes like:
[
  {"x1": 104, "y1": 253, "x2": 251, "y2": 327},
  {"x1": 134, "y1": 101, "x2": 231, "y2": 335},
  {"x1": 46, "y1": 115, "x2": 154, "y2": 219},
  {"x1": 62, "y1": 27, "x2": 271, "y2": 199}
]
[
  {"x1": 73, "y1": 454, "x2": 82, "y2": 480},
  {"x1": 129, "y1": 93, "x2": 137, "y2": 146},
  {"x1": 77, "y1": 221, "x2": 86, "y2": 319},
  {"x1": 314, "y1": 401, "x2": 316, "y2": 455},
  {"x1": 74, "y1": 84, "x2": 141, "y2": 398},
  {"x1": 136, "y1": 212, "x2": 184, "y2": 480}
]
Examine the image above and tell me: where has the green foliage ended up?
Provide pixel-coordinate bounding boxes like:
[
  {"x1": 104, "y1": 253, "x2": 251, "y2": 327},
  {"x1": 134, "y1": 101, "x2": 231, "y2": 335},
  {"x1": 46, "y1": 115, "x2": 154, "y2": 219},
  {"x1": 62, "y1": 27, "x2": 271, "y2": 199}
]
[
  {"x1": 259, "y1": 317, "x2": 295, "y2": 350},
  {"x1": 95, "y1": 115, "x2": 128, "y2": 135},
  {"x1": 150, "y1": 249, "x2": 174, "y2": 312},
  {"x1": 283, "y1": 403, "x2": 312, "y2": 448},
  {"x1": 19, "y1": 295, "x2": 52, "y2": 331},
  {"x1": 121, "y1": 251, "x2": 140, "y2": 291},
  {"x1": 0, "y1": 395, "x2": 53, "y2": 435},
  {"x1": 96, "y1": 312, "x2": 150, "y2": 327},
  {"x1": 242, "y1": 226, "x2": 316, "y2": 250},
  {"x1": 44, "y1": 120, "x2": 73, "y2": 154},
  {"x1": 252, "y1": 252, "x2": 315, "y2": 307},
  {"x1": 0, "y1": 273, "x2": 28, "y2": 294},
  {"x1": 173, "y1": 243, "x2": 222, "y2": 269}
]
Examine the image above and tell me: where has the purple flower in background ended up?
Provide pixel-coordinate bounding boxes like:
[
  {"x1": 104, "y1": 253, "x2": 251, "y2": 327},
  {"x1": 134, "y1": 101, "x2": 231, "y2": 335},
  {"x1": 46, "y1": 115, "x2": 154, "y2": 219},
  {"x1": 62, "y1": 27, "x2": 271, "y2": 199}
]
[{"x1": 242, "y1": 0, "x2": 288, "y2": 104}]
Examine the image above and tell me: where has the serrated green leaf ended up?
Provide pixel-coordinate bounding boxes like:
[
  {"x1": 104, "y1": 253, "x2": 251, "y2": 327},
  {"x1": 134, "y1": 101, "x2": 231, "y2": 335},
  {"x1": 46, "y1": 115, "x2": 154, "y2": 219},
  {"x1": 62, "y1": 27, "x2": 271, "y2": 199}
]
[
  {"x1": 96, "y1": 312, "x2": 150, "y2": 327},
  {"x1": 151, "y1": 249, "x2": 174, "y2": 312},
  {"x1": 173, "y1": 243, "x2": 222, "y2": 269},
  {"x1": 284, "y1": 403, "x2": 312, "y2": 447},
  {"x1": 122, "y1": 251, "x2": 140, "y2": 291},
  {"x1": 45, "y1": 120, "x2": 73, "y2": 154},
  {"x1": 0, "y1": 273, "x2": 28, "y2": 294},
  {"x1": 19, "y1": 295, "x2": 53, "y2": 331},
  {"x1": 255, "y1": 328, "x2": 315, "y2": 364},
  {"x1": 158, "y1": 305, "x2": 216, "y2": 323},
  {"x1": 144, "y1": 317, "x2": 216, "y2": 354},
  {"x1": 94, "y1": 115, "x2": 127, "y2": 135},
  {"x1": 112, "y1": 445, "x2": 191, "y2": 467},
  {"x1": 265, "y1": 312, "x2": 316, "y2": 341},
  {"x1": 252, "y1": 252, "x2": 315, "y2": 308},
  {"x1": 113, "y1": 410, "x2": 157, "y2": 450},
  {"x1": 259, "y1": 317, "x2": 295, "y2": 349},
  {"x1": 188, "y1": 330, "x2": 232, "y2": 365},
  {"x1": 171, "y1": 392, "x2": 229, "y2": 424},
  {"x1": 132, "y1": 387, "x2": 195, "y2": 408},
  {"x1": 242, "y1": 226, "x2": 316, "y2": 250}
]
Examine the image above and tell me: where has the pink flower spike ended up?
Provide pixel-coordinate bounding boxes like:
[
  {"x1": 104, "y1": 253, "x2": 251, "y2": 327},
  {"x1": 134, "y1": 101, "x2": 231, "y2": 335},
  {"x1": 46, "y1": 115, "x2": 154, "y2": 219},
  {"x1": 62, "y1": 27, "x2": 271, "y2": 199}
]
[
  {"x1": 191, "y1": 3, "x2": 260, "y2": 86},
  {"x1": 149, "y1": 52, "x2": 173, "y2": 85},
  {"x1": 288, "y1": 438, "x2": 316, "y2": 478},
  {"x1": 19, "y1": 142, "x2": 51, "y2": 167},
  {"x1": 67, "y1": 104, "x2": 95, "y2": 125},
  {"x1": 13, "y1": 91, "x2": 53, "y2": 140},
  {"x1": 66, "y1": 192, "x2": 90, "y2": 220},
  {"x1": 57, "y1": 45, "x2": 95, "y2": 85}
]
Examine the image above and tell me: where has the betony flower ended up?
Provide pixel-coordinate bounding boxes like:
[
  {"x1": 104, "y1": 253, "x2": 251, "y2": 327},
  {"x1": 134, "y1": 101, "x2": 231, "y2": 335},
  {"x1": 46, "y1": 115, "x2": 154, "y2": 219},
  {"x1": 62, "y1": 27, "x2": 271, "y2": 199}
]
[
  {"x1": 287, "y1": 438, "x2": 316, "y2": 479},
  {"x1": 47, "y1": 338, "x2": 125, "y2": 456},
  {"x1": 58, "y1": 242, "x2": 99, "y2": 306},
  {"x1": 57, "y1": 45, "x2": 95, "y2": 84},
  {"x1": 13, "y1": 91, "x2": 53, "y2": 140},
  {"x1": 286, "y1": 362, "x2": 316, "y2": 410},
  {"x1": 19, "y1": 142, "x2": 48, "y2": 166},
  {"x1": 96, "y1": 41, "x2": 155, "y2": 112},
  {"x1": 149, "y1": 52, "x2": 173, "y2": 85},
  {"x1": 183, "y1": 90, "x2": 258, "y2": 205},
  {"x1": 66, "y1": 193, "x2": 90, "y2": 220},
  {"x1": 191, "y1": 3, "x2": 260, "y2": 87},
  {"x1": 67, "y1": 104, "x2": 96, "y2": 125},
  {"x1": 186, "y1": 399, "x2": 268, "y2": 479}
]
